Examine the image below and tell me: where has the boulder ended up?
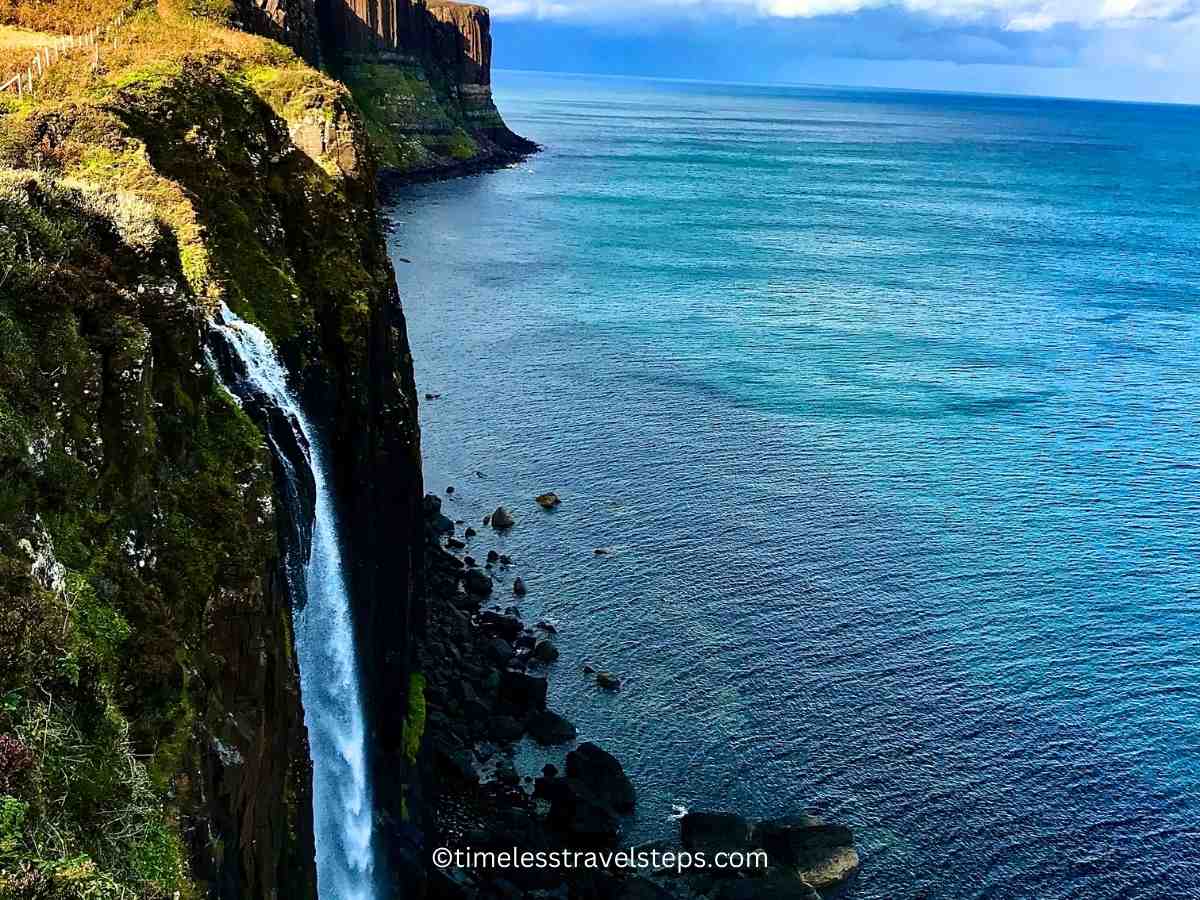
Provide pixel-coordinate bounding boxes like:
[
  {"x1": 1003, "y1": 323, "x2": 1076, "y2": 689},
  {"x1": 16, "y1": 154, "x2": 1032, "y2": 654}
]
[
  {"x1": 527, "y1": 710, "x2": 578, "y2": 745},
  {"x1": 423, "y1": 494, "x2": 455, "y2": 535},
  {"x1": 492, "y1": 506, "x2": 516, "y2": 529},
  {"x1": 500, "y1": 670, "x2": 548, "y2": 711},
  {"x1": 479, "y1": 611, "x2": 523, "y2": 640},
  {"x1": 446, "y1": 537, "x2": 466, "y2": 550},
  {"x1": 485, "y1": 636, "x2": 515, "y2": 665},
  {"x1": 489, "y1": 715, "x2": 525, "y2": 743},
  {"x1": 463, "y1": 568, "x2": 494, "y2": 596},
  {"x1": 513, "y1": 577, "x2": 528, "y2": 596},
  {"x1": 540, "y1": 777, "x2": 621, "y2": 848},
  {"x1": 465, "y1": 527, "x2": 477, "y2": 538},
  {"x1": 680, "y1": 812, "x2": 752, "y2": 854},
  {"x1": 565, "y1": 742, "x2": 635, "y2": 813},
  {"x1": 616, "y1": 876, "x2": 676, "y2": 900},
  {"x1": 487, "y1": 550, "x2": 500, "y2": 564},
  {"x1": 710, "y1": 873, "x2": 820, "y2": 900},
  {"x1": 533, "y1": 639, "x2": 559, "y2": 664},
  {"x1": 536, "y1": 492, "x2": 562, "y2": 509},
  {"x1": 596, "y1": 671, "x2": 621, "y2": 691},
  {"x1": 753, "y1": 818, "x2": 859, "y2": 888}
]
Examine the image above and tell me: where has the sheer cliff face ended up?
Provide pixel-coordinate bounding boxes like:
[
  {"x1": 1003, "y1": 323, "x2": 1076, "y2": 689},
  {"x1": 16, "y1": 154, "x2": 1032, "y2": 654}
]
[
  {"x1": 326, "y1": 0, "x2": 536, "y2": 176},
  {"x1": 0, "y1": 19, "x2": 421, "y2": 895},
  {"x1": 235, "y1": 0, "x2": 323, "y2": 63}
]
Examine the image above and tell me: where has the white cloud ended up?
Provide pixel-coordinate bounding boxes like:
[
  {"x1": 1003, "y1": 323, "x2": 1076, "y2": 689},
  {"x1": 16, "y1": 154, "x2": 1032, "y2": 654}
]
[{"x1": 489, "y1": 0, "x2": 1199, "y2": 32}]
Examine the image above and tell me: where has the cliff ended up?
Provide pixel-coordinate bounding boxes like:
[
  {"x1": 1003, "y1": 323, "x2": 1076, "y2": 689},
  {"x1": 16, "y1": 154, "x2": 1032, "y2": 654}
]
[
  {"x1": 0, "y1": 2, "x2": 423, "y2": 896},
  {"x1": 326, "y1": 0, "x2": 537, "y2": 179}
]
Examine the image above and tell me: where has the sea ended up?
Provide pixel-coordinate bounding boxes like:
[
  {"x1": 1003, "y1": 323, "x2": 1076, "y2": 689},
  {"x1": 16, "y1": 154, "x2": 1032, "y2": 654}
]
[{"x1": 384, "y1": 72, "x2": 1200, "y2": 900}]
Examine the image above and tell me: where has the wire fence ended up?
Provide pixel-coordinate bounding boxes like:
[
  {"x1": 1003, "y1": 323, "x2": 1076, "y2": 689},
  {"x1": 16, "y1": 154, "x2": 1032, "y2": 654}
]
[{"x1": 1, "y1": 2, "x2": 143, "y2": 99}]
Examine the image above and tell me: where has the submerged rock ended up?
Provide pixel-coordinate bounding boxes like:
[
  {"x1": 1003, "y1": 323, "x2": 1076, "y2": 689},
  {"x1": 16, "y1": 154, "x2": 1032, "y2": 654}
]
[
  {"x1": 753, "y1": 817, "x2": 859, "y2": 888},
  {"x1": 596, "y1": 671, "x2": 621, "y2": 691},
  {"x1": 513, "y1": 577, "x2": 527, "y2": 596}
]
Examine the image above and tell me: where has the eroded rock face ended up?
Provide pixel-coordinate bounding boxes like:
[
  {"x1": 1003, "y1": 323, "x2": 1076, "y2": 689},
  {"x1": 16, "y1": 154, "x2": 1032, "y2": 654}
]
[
  {"x1": 326, "y1": 0, "x2": 538, "y2": 175},
  {"x1": 234, "y1": 0, "x2": 322, "y2": 64}
]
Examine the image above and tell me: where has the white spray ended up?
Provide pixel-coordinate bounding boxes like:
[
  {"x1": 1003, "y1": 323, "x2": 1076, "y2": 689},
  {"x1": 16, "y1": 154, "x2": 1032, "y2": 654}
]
[{"x1": 209, "y1": 304, "x2": 378, "y2": 900}]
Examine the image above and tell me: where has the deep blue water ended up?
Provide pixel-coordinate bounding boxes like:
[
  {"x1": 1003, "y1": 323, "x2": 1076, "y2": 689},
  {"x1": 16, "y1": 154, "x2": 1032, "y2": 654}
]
[{"x1": 385, "y1": 74, "x2": 1200, "y2": 900}]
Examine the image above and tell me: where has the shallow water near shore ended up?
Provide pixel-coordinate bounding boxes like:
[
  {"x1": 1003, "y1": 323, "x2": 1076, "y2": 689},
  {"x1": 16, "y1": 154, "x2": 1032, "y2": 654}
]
[{"x1": 386, "y1": 72, "x2": 1200, "y2": 900}]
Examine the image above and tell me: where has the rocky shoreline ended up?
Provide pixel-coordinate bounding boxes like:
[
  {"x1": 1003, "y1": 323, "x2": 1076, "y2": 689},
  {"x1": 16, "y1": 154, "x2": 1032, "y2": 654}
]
[{"x1": 416, "y1": 494, "x2": 860, "y2": 900}]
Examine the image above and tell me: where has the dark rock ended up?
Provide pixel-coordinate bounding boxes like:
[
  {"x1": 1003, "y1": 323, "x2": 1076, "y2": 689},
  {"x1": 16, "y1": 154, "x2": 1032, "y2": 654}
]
[
  {"x1": 515, "y1": 633, "x2": 537, "y2": 650},
  {"x1": 582, "y1": 664, "x2": 596, "y2": 674},
  {"x1": 492, "y1": 506, "x2": 516, "y2": 529},
  {"x1": 434, "y1": 744, "x2": 476, "y2": 782},
  {"x1": 596, "y1": 672, "x2": 621, "y2": 691},
  {"x1": 489, "y1": 715, "x2": 525, "y2": 743},
  {"x1": 425, "y1": 393, "x2": 441, "y2": 401},
  {"x1": 500, "y1": 554, "x2": 513, "y2": 565},
  {"x1": 543, "y1": 764, "x2": 559, "y2": 778},
  {"x1": 429, "y1": 865, "x2": 476, "y2": 900},
  {"x1": 479, "y1": 611, "x2": 523, "y2": 641},
  {"x1": 423, "y1": 494, "x2": 456, "y2": 535},
  {"x1": 565, "y1": 742, "x2": 635, "y2": 814},
  {"x1": 446, "y1": 537, "x2": 466, "y2": 550},
  {"x1": 527, "y1": 710, "x2": 577, "y2": 745},
  {"x1": 464, "y1": 567, "x2": 494, "y2": 596},
  {"x1": 533, "y1": 639, "x2": 559, "y2": 664},
  {"x1": 513, "y1": 577, "x2": 528, "y2": 596},
  {"x1": 537, "y1": 620, "x2": 558, "y2": 635},
  {"x1": 499, "y1": 670, "x2": 548, "y2": 711},
  {"x1": 485, "y1": 636, "x2": 515, "y2": 665},
  {"x1": 753, "y1": 817, "x2": 859, "y2": 888},
  {"x1": 540, "y1": 776, "x2": 621, "y2": 848},
  {"x1": 487, "y1": 550, "x2": 500, "y2": 564},
  {"x1": 465, "y1": 527, "x2": 477, "y2": 538},
  {"x1": 594, "y1": 548, "x2": 609, "y2": 555},
  {"x1": 495, "y1": 759, "x2": 520, "y2": 786},
  {"x1": 536, "y1": 492, "x2": 562, "y2": 509},
  {"x1": 616, "y1": 876, "x2": 677, "y2": 900},
  {"x1": 464, "y1": 555, "x2": 477, "y2": 567},
  {"x1": 711, "y1": 873, "x2": 820, "y2": 900},
  {"x1": 680, "y1": 812, "x2": 752, "y2": 854},
  {"x1": 446, "y1": 486, "x2": 455, "y2": 495}
]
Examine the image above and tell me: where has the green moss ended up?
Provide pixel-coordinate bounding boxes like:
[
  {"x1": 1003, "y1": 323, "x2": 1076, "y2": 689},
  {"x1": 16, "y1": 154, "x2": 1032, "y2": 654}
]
[
  {"x1": 403, "y1": 672, "x2": 426, "y2": 766},
  {"x1": 0, "y1": 797, "x2": 27, "y2": 858},
  {"x1": 446, "y1": 127, "x2": 479, "y2": 162}
]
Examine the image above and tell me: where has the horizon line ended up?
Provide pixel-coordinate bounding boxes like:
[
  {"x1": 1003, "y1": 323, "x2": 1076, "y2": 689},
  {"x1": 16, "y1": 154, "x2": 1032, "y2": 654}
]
[{"x1": 492, "y1": 66, "x2": 1200, "y2": 110}]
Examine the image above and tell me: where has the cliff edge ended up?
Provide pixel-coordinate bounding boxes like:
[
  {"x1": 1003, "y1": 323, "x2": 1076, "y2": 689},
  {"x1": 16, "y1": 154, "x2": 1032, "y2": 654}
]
[
  {"x1": 326, "y1": 0, "x2": 538, "y2": 179},
  {"x1": 0, "y1": 2, "x2": 423, "y2": 896}
]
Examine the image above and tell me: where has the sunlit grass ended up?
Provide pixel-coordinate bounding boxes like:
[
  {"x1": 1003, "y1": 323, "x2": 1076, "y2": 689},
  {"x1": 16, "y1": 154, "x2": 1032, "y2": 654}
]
[{"x1": 0, "y1": 0, "x2": 128, "y2": 35}]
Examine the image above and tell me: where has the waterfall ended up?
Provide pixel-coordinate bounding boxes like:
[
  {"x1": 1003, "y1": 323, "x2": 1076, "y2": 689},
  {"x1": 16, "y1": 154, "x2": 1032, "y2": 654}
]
[{"x1": 207, "y1": 304, "x2": 378, "y2": 900}]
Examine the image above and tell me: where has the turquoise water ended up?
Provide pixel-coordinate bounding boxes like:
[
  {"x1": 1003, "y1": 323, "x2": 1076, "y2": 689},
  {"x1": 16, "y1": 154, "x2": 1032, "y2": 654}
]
[{"x1": 386, "y1": 73, "x2": 1200, "y2": 899}]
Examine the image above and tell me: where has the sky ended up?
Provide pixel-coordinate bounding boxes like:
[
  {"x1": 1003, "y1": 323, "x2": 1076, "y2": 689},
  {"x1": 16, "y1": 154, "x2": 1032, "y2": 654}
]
[{"x1": 487, "y1": 0, "x2": 1200, "y2": 104}]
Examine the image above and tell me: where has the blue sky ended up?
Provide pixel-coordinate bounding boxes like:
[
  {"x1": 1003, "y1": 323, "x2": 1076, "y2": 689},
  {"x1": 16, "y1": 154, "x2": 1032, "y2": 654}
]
[{"x1": 488, "y1": 0, "x2": 1200, "y2": 103}]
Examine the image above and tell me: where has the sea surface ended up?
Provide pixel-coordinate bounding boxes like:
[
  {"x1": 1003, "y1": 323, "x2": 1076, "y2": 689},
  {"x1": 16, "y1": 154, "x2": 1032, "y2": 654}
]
[{"x1": 384, "y1": 73, "x2": 1200, "y2": 900}]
